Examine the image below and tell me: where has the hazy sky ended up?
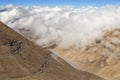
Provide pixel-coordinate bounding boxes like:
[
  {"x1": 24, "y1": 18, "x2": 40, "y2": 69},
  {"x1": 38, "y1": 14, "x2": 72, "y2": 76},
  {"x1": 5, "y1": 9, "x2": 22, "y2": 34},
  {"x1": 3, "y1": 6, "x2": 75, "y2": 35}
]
[{"x1": 0, "y1": 0, "x2": 120, "y2": 7}]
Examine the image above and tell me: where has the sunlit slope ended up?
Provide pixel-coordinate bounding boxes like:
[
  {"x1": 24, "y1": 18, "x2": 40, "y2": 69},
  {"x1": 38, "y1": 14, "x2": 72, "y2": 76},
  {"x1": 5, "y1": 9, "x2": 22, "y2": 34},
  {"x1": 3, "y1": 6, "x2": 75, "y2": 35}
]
[{"x1": 54, "y1": 29, "x2": 120, "y2": 80}]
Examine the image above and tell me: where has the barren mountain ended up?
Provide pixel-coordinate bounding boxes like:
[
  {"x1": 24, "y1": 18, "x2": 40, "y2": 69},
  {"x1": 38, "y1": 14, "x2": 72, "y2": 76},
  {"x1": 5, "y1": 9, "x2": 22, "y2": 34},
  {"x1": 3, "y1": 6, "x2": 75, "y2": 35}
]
[
  {"x1": 17, "y1": 24, "x2": 120, "y2": 80},
  {"x1": 0, "y1": 22, "x2": 105, "y2": 80},
  {"x1": 53, "y1": 30, "x2": 120, "y2": 80}
]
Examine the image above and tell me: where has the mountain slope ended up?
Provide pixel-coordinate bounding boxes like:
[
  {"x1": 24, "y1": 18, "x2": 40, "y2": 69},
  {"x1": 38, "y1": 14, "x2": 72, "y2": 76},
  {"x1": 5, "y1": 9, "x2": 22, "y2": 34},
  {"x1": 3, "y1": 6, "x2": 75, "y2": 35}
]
[
  {"x1": 0, "y1": 22, "x2": 105, "y2": 80},
  {"x1": 54, "y1": 30, "x2": 120, "y2": 80}
]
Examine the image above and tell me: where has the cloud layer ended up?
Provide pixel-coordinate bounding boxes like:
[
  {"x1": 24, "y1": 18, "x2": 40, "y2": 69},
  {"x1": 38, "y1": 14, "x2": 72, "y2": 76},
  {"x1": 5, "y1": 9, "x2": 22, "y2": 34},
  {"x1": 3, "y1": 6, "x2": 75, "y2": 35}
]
[{"x1": 1, "y1": 5, "x2": 120, "y2": 47}]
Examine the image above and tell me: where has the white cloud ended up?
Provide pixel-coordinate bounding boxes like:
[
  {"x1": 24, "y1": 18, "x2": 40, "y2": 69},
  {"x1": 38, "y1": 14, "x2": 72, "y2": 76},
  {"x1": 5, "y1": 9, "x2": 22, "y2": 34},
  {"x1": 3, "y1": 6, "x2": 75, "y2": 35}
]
[{"x1": 0, "y1": 5, "x2": 120, "y2": 48}]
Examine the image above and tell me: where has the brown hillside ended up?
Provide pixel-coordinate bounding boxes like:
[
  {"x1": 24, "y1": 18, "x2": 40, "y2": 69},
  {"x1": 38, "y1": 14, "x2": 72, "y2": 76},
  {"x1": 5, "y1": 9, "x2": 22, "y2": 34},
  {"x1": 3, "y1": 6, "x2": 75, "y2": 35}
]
[{"x1": 0, "y1": 22, "x2": 105, "y2": 80}]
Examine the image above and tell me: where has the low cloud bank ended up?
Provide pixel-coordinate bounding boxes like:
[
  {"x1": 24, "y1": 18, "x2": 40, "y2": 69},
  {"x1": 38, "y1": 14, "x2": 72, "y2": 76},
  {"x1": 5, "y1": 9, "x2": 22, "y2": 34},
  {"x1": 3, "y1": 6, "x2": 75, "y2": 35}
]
[{"x1": 0, "y1": 5, "x2": 120, "y2": 47}]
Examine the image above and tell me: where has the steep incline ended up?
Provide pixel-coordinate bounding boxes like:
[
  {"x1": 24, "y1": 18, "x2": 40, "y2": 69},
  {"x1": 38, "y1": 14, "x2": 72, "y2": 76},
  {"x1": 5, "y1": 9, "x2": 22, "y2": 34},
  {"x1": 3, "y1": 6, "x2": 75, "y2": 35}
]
[{"x1": 0, "y1": 22, "x2": 105, "y2": 80}]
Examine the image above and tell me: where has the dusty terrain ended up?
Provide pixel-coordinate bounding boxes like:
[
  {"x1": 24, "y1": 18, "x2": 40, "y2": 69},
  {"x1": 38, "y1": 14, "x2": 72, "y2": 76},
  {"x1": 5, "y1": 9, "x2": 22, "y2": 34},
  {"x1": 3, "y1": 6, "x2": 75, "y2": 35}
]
[
  {"x1": 0, "y1": 22, "x2": 106, "y2": 80},
  {"x1": 18, "y1": 25, "x2": 120, "y2": 80},
  {"x1": 53, "y1": 30, "x2": 120, "y2": 80}
]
